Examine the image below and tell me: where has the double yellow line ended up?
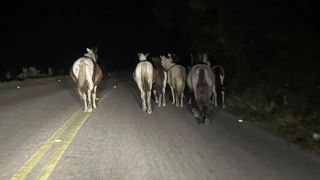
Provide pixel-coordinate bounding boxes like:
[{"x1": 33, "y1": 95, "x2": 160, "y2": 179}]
[{"x1": 11, "y1": 87, "x2": 116, "y2": 180}]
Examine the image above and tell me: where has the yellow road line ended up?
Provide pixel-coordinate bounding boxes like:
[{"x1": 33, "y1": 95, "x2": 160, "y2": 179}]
[
  {"x1": 36, "y1": 90, "x2": 114, "y2": 180},
  {"x1": 36, "y1": 112, "x2": 91, "y2": 180},
  {"x1": 35, "y1": 89, "x2": 116, "y2": 179},
  {"x1": 10, "y1": 108, "x2": 82, "y2": 180},
  {"x1": 11, "y1": 86, "x2": 117, "y2": 180}
]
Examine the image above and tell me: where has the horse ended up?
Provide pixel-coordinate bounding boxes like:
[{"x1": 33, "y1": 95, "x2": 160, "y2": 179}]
[
  {"x1": 192, "y1": 52, "x2": 225, "y2": 108},
  {"x1": 151, "y1": 57, "x2": 167, "y2": 107},
  {"x1": 70, "y1": 47, "x2": 103, "y2": 112},
  {"x1": 160, "y1": 54, "x2": 187, "y2": 107},
  {"x1": 187, "y1": 64, "x2": 216, "y2": 124},
  {"x1": 133, "y1": 53, "x2": 154, "y2": 114},
  {"x1": 212, "y1": 65, "x2": 225, "y2": 108}
]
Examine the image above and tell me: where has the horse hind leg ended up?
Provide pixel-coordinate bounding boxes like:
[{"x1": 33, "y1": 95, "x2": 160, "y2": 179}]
[
  {"x1": 79, "y1": 89, "x2": 88, "y2": 112},
  {"x1": 180, "y1": 92, "x2": 184, "y2": 108},
  {"x1": 86, "y1": 88, "x2": 93, "y2": 112},
  {"x1": 147, "y1": 78, "x2": 153, "y2": 114},
  {"x1": 212, "y1": 86, "x2": 218, "y2": 107},
  {"x1": 140, "y1": 89, "x2": 147, "y2": 112},
  {"x1": 170, "y1": 85, "x2": 175, "y2": 104},
  {"x1": 203, "y1": 106, "x2": 210, "y2": 124},
  {"x1": 221, "y1": 87, "x2": 225, "y2": 109},
  {"x1": 153, "y1": 89, "x2": 159, "y2": 104},
  {"x1": 146, "y1": 90, "x2": 152, "y2": 114},
  {"x1": 162, "y1": 73, "x2": 167, "y2": 107},
  {"x1": 158, "y1": 92, "x2": 162, "y2": 107},
  {"x1": 92, "y1": 86, "x2": 97, "y2": 110}
]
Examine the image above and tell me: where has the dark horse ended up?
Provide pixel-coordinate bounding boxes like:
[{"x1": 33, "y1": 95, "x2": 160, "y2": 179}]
[{"x1": 187, "y1": 64, "x2": 215, "y2": 124}]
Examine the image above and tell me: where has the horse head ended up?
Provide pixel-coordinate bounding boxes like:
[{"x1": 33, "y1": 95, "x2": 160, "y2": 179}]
[
  {"x1": 138, "y1": 53, "x2": 149, "y2": 61},
  {"x1": 85, "y1": 47, "x2": 98, "y2": 62},
  {"x1": 160, "y1": 54, "x2": 174, "y2": 70},
  {"x1": 151, "y1": 57, "x2": 162, "y2": 68}
]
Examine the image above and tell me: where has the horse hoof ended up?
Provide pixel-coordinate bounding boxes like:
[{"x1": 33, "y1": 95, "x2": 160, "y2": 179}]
[
  {"x1": 147, "y1": 109, "x2": 152, "y2": 114},
  {"x1": 85, "y1": 109, "x2": 92, "y2": 113},
  {"x1": 205, "y1": 118, "x2": 210, "y2": 125},
  {"x1": 193, "y1": 110, "x2": 199, "y2": 118},
  {"x1": 142, "y1": 108, "x2": 147, "y2": 112}
]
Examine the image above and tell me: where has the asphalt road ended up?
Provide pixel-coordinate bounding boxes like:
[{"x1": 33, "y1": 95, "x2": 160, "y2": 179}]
[{"x1": 1, "y1": 72, "x2": 320, "y2": 180}]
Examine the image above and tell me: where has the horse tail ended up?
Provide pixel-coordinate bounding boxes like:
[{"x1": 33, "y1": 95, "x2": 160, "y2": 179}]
[
  {"x1": 175, "y1": 68, "x2": 186, "y2": 100},
  {"x1": 197, "y1": 68, "x2": 208, "y2": 89},
  {"x1": 78, "y1": 60, "x2": 87, "y2": 94},
  {"x1": 196, "y1": 68, "x2": 209, "y2": 104},
  {"x1": 142, "y1": 75, "x2": 150, "y2": 92},
  {"x1": 141, "y1": 66, "x2": 151, "y2": 92}
]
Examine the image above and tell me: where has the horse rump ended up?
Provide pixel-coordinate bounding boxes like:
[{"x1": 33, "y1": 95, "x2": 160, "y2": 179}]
[
  {"x1": 187, "y1": 64, "x2": 214, "y2": 124},
  {"x1": 195, "y1": 68, "x2": 211, "y2": 124}
]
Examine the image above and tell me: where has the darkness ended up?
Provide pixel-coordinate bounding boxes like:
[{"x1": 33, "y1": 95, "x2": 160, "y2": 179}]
[
  {"x1": 1, "y1": 0, "x2": 319, "y2": 95},
  {"x1": 2, "y1": 0, "x2": 167, "y2": 75}
]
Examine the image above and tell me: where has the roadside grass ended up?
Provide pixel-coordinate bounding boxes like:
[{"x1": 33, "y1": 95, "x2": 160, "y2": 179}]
[{"x1": 226, "y1": 88, "x2": 320, "y2": 155}]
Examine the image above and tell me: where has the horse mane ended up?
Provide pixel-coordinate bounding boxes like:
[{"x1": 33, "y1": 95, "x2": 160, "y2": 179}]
[{"x1": 152, "y1": 57, "x2": 165, "y2": 71}]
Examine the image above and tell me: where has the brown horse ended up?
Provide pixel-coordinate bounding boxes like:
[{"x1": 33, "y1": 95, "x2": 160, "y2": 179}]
[
  {"x1": 70, "y1": 48, "x2": 103, "y2": 112},
  {"x1": 152, "y1": 57, "x2": 167, "y2": 107}
]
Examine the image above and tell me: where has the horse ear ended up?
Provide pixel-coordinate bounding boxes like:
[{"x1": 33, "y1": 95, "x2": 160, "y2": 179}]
[
  {"x1": 145, "y1": 53, "x2": 149, "y2": 57},
  {"x1": 137, "y1": 53, "x2": 141, "y2": 57},
  {"x1": 168, "y1": 53, "x2": 171, "y2": 58},
  {"x1": 86, "y1": 48, "x2": 91, "y2": 53}
]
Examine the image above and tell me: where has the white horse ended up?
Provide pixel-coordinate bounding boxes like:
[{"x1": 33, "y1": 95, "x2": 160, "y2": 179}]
[
  {"x1": 133, "y1": 53, "x2": 154, "y2": 114},
  {"x1": 160, "y1": 54, "x2": 187, "y2": 107},
  {"x1": 70, "y1": 48, "x2": 103, "y2": 112}
]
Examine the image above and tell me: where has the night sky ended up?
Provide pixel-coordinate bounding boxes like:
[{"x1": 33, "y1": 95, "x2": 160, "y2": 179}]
[
  {"x1": 3, "y1": 0, "x2": 164, "y2": 75},
  {"x1": 2, "y1": 0, "x2": 319, "y2": 83}
]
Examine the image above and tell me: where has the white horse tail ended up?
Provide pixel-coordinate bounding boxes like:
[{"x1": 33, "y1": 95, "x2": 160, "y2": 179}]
[
  {"x1": 78, "y1": 60, "x2": 87, "y2": 94},
  {"x1": 176, "y1": 68, "x2": 186, "y2": 97}
]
